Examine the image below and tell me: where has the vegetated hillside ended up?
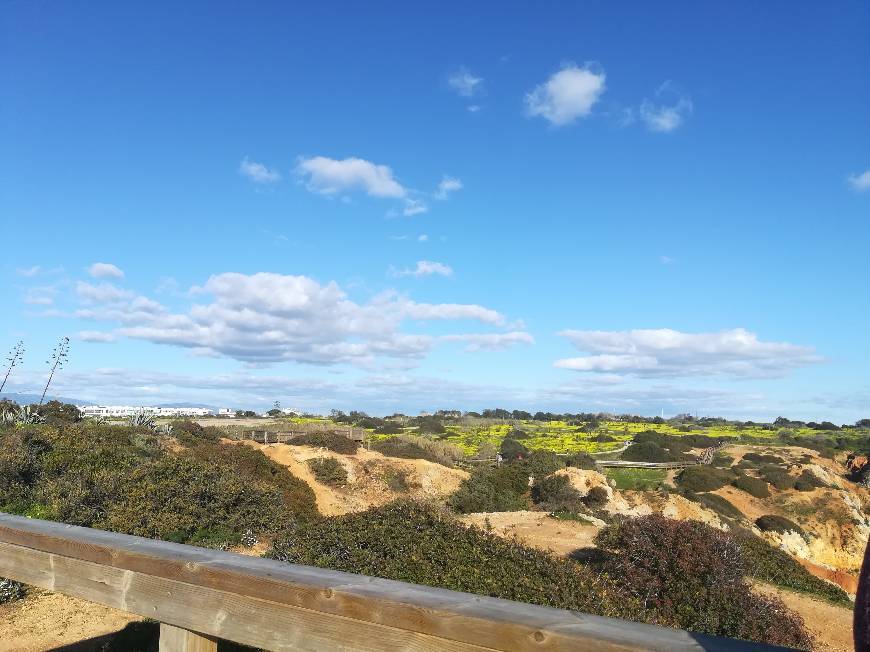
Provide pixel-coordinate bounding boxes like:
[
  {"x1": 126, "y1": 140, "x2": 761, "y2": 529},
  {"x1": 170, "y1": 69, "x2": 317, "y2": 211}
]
[{"x1": 0, "y1": 420, "x2": 317, "y2": 546}]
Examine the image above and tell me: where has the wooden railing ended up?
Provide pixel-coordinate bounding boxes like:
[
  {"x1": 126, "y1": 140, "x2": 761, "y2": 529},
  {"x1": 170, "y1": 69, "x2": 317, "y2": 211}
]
[{"x1": 0, "y1": 513, "x2": 782, "y2": 651}]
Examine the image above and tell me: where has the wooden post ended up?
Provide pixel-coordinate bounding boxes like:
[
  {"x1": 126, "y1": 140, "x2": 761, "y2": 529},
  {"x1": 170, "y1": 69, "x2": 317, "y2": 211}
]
[{"x1": 159, "y1": 623, "x2": 218, "y2": 652}]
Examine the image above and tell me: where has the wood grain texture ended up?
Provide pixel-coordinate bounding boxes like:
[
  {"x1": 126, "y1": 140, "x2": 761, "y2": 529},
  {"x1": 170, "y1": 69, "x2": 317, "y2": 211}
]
[
  {"x1": 0, "y1": 513, "x2": 776, "y2": 651},
  {"x1": 159, "y1": 624, "x2": 218, "y2": 652}
]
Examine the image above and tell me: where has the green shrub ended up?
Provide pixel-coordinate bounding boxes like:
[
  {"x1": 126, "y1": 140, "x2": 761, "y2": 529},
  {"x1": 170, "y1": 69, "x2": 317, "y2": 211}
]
[
  {"x1": 170, "y1": 420, "x2": 221, "y2": 445},
  {"x1": 733, "y1": 529, "x2": 851, "y2": 606},
  {"x1": 758, "y1": 465, "x2": 795, "y2": 491},
  {"x1": 448, "y1": 464, "x2": 528, "y2": 513},
  {"x1": 268, "y1": 502, "x2": 635, "y2": 619},
  {"x1": 685, "y1": 492, "x2": 743, "y2": 519},
  {"x1": 499, "y1": 437, "x2": 529, "y2": 461},
  {"x1": 509, "y1": 428, "x2": 529, "y2": 439},
  {"x1": 755, "y1": 514, "x2": 803, "y2": 535},
  {"x1": 307, "y1": 457, "x2": 347, "y2": 486},
  {"x1": 290, "y1": 432, "x2": 359, "y2": 454},
  {"x1": 374, "y1": 422, "x2": 403, "y2": 435},
  {"x1": 675, "y1": 466, "x2": 734, "y2": 492},
  {"x1": 565, "y1": 452, "x2": 596, "y2": 469},
  {"x1": 382, "y1": 468, "x2": 412, "y2": 492},
  {"x1": 523, "y1": 451, "x2": 563, "y2": 478},
  {"x1": 794, "y1": 469, "x2": 826, "y2": 492},
  {"x1": 741, "y1": 452, "x2": 786, "y2": 466},
  {"x1": 710, "y1": 453, "x2": 734, "y2": 468},
  {"x1": 732, "y1": 473, "x2": 771, "y2": 498},
  {"x1": 592, "y1": 516, "x2": 811, "y2": 648},
  {"x1": 621, "y1": 441, "x2": 679, "y2": 463},
  {"x1": 372, "y1": 435, "x2": 463, "y2": 466},
  {"x1": 531, "y1": 474, "x2": 585, "y2": 513},
  {"x1": 583, "y1": 485, "x2": 610, "y2": 509}
]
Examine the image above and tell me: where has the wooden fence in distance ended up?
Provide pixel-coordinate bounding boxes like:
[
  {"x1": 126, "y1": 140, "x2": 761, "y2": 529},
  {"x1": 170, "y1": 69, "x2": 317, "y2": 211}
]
[{"x1": 0, "y1": 512, "x2": 779, "y2": 651}]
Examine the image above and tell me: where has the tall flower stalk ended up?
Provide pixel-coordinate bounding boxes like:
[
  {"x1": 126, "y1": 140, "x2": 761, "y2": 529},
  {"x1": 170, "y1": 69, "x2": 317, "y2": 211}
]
[
  {"x1": 40, "y1": 337, "x2": 69, "y2": 406},
  {"x1": 0, "y1": 341, "x2": 24, "y2": 394}
]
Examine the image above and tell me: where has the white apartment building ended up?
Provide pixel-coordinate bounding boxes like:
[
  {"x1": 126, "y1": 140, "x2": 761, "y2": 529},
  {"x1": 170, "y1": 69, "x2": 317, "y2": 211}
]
[{"x1": 78, "y1": 405, "x2": 214, "y2": 418}]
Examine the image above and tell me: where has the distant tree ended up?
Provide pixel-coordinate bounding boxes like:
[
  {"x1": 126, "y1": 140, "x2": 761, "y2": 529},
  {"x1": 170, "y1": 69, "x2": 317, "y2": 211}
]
[
  {"x1": 32, "y1": 400, "x2": 81, "y2": 424},
  {"x1": 511, "y1": 410, "x2": 532, "y2": 420},
  {"x1": 267, "y1": 409, "x2": 282, "y2": 417},
  {"x1": 857, "y1": 419, "x2": 870, "y2": 429}
]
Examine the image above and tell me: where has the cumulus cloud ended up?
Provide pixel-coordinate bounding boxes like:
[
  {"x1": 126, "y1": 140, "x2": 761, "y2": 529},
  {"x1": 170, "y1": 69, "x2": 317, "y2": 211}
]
[
  {"x1": 847, "y1": 170, "x2": 870, "y2": 192},
  {"x1": 448, "y1": 67, "x2": 482, "y2": 97},
  {"x1": 418, "y1": 234, "x2": 429, "y2": 242},
  {"x1": 296, "y1": 156, "x2": 407, "y2": 198},
  {"x1": 78, "y1": 330, "x2": 116, "y2": 343},
  {"x1": 238, "y1": 157, "x2": 282, "y2": 184},
  {"x1": 434, "y1": 176, "x2": 463, "y2": 200},
  {"x1": 402, "y1": 198, "x2": 428, "y2": 216},
  {"x1": 88, "y1": 262, "x2": 124, "y2": 279},
  {"x1": 525, "y1": 63, "x2": 606, "y2": 126},
  {"x1": 391, "y1": 261, "x2": 454, "y2": 278},
  {"x1": 639, "y1": 81, "x2": 693, "y2": 132},
  {"x1": 441, "y1": 331, "x2": 534, "y2": 351},
  {"x1": 554, "y1": 328, "x2": 822, "y2": 378},
  {"x1": 62, "y1": 272, "x2": 520, "y2": 365}
]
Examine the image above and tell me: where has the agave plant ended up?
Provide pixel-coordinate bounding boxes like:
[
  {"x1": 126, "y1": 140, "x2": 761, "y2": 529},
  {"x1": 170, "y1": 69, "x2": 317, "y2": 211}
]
[
  {"x1": 129, "y1": 411, "x2": 157, "y2": 429},
  {"x1": 0, "y1": 405, "x2": 45, "y2": 425}
]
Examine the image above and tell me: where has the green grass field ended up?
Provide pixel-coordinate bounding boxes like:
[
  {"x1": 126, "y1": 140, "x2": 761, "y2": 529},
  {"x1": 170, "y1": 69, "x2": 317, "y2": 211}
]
[{"x1": 604, "y1": 468, "x2": 670, "y2": 490}]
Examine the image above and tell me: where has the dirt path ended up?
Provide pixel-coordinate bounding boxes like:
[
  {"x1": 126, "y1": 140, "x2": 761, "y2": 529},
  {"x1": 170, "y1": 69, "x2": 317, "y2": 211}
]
[
  {"x1": 461, "y1": 511, "x2": 601, "y2": 556},
  {"x1": 753, "y1": 583, "x2": 854, "y2": 652},
  {"x1": 0, "y1": 590, "x2": 138, "y2": 652}
]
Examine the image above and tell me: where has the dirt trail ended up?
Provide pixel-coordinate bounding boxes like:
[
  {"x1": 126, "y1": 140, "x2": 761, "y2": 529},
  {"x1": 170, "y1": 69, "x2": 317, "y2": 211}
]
[
  {"x1": 0, "y1": 590, "x2": 138, "y2": 652},
  {"x1": 753, "y1": 583, "x2": 854, "y2": 652},
  {"x1": 461, "y1": 510, "x2": 600, "y2": 556}
]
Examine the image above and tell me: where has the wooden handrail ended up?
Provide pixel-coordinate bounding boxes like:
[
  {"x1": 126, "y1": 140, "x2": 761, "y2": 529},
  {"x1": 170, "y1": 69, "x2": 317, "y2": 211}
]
[{"x1": 0, "y1": 513, "x2": 782, "y2": 651}]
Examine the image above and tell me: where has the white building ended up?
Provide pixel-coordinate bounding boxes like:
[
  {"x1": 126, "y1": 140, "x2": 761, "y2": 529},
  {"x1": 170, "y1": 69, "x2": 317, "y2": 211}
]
[
  {"x1": 217, "y1": 408, "x2": 235, "y2": 418},
  {"x1": 78, "y1": 405, "x2": 214, "y2": 418}
]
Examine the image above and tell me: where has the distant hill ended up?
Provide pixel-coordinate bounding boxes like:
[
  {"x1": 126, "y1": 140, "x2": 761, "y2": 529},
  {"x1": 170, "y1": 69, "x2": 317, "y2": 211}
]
[{"x1": 0, "y1": 393, "x2": 93, "y2": 406}]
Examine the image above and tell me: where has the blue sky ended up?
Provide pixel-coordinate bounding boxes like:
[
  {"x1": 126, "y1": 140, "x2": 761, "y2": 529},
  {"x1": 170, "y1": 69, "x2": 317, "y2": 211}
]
[{"x1": 2, "y1": 1, "x2": 868, "y2": 420}]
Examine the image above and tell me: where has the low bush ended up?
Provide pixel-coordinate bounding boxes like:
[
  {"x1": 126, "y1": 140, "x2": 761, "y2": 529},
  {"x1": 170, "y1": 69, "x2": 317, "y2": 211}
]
[
  {"x1": 307, "y1": 457, "x2": 347, "y2": 486},
  {"x1": 448, "y1": 464, "x2": 528, "y2": 513},
  {"x1": 170, "y1": 419, "x2": 221, "y2": 445},
  {"x1": 592, "y1": 516, "x2": 811, "y2": 648},
  {"x1": 382, "y1": 468, "x2": 412, "y2": 493},
  {"x1": 509, "y1": 428, "x2": 529, "y2": 439},
  {"x1": 732, "y1": 473, "x2": 771, "y2": 498},
  {"x1": 733, "y1": 528, "x2": 851, "y2": 606},
  {"x1": 710, "y1": 453, "x2": 734, "y2": 468},
  {"x1": 372, "y1": 435, "x2": 464, "y2": 466},
  {"x1": 374, "y1": 422, "x2": 403, "y2": 435},
  {"x1": 531, "y1": 474, "x2": 585, "y2": 513},
  {"x1": 499, "y1": 437, "x2": 529, "y2": 461},
  {"x1": 758, "y1": 465, "x2": 795, "y2": 491},
  {"x1": 565, "y1": 452, "x2": 596, "y2": 469},
  {"x1": 794, "y1": 469, "x2": 826, "y2": 492},
  {"x1": 675, "y1": 466, "x2": 734, "y2": 492},
  {"x1": 523, "y1": 451, "x2": 563, "y2": 478},
  {"x1": 685, "y1": 492, "x2": 743, "y2": 520},
  {"x1": 268, "y1": 501, "x2": 635, "y2": 619},
  {"x1": 621, "y1": 441, "x2": 679, "y2": 463},
  {"x1": 289, "y1": 432, "x2": 359, "y2": 454},
  {"x1": 583, "y1": 485, "x2": 610, "y2": 509},
  {"x1": 741, "y1": 452, "x2": 785, "y2": 466},
  {"x1": 755, "y1": 514, "x2": 803, "y2": 535}
]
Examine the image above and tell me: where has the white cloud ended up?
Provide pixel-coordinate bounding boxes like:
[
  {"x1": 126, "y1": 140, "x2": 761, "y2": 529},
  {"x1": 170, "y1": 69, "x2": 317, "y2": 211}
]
[
  {"x1": 639, "y1": 81, "x2": 693, "y2": 133},
  {"x1": 660, "y1": 255, "x2": 675, "y2": 264},
  {"x1": 88, "y1": 262, "x2": 124, "y2": 279},
  {"x1": 17, "y1": 266, "x2": 42, "y2": 277},
  {"x1": 434, "y1": 176, "x2": 463, "y2": 200},
  {"x1": 239, "y1": 157, "x2": 281, "y2": 184},
  {"x1": 62, "y1": 272, "x2": 515, "y2": 365},
  {"x1": 418, "y1": 234, "x2": 429, "y2": 242},
  {"x1": 554, "y1": 328, "x2": 822, "y2": 378},
  {"x1": 847, "y1": 170, "x2": 870, "y2": 192},
  {"x1": 525, "y1": 63, "x2": 606, "y2": 126},
  {"x1": 402, "y1": 199, "x2": 428, "y2": 216},
  {"x1": 441, "y1": 331, "x2": 534, "y2": 352},
  {"x1": 78, "y1": 330, "x2": 116, "y2": 343},
  {"x1": 296, "y1": 156, "x2": 407, "y2": 198},
  {"x1": 448, "y1": 67, "x2": 482, "y2": 97},
  {"x1": 467, "y1": 105, "x2": 481, "y2": 113},
  {"x1": 391, "y1": 261, "x2": 454, "y2": 278}
]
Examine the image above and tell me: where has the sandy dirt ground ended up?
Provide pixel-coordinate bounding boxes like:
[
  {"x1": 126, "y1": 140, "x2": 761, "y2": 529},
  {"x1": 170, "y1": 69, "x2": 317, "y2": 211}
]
[
  {"x1": 460, "y1": 510, "x2": 601, "y2": 556},
  {"x1": 753, "y1": 583, "x2": 854, "y2": 652},
  {"x1": 0, "y1": 590, "x2": 139, "y2": 652},
  {"x1": 230, "y1": 439, "x2": 468, "y2": 516}
]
